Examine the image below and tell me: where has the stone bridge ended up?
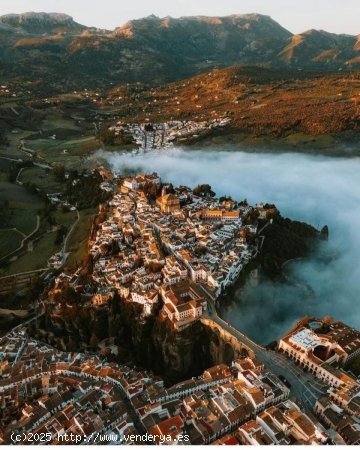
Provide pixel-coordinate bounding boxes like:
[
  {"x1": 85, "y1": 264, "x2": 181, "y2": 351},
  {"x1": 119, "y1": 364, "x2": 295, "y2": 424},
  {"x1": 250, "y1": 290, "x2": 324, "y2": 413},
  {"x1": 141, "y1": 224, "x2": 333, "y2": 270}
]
[{"x1": 200, "y1": 317, "x2": 256, "y2": 363}]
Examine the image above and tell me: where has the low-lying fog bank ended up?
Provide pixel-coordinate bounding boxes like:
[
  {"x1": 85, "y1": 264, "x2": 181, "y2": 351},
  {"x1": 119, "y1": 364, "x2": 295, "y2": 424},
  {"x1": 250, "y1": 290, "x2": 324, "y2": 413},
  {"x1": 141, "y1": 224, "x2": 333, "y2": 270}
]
[{"x1": 100, "y1": 147, "x2": 360, "y2": 344}]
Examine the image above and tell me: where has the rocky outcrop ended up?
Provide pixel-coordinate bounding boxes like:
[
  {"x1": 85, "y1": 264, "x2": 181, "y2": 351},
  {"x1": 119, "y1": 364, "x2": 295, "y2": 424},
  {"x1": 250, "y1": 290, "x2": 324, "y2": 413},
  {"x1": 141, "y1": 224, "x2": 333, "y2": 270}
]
[
  {"x1": 320, "y1": 225, "x2": 329, "y2": 241},
  {"x1": 259, "y1": 215, "x2": 322, "y2": 278}
]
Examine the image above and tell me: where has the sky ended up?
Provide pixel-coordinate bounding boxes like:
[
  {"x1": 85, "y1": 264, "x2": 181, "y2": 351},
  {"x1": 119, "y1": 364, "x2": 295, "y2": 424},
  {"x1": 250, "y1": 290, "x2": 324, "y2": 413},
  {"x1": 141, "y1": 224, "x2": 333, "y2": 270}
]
[
  {"x1": 101, "y1": 147, "x2": 360, "y2": 344},
  {"x1": 0, "y1": 0, "x2": 359, "y2": 35}
]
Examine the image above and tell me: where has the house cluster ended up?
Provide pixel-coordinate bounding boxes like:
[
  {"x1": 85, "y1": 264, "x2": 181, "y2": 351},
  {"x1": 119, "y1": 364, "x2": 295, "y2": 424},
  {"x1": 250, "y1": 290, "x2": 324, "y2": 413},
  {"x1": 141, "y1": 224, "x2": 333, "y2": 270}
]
[
  {"x1": 0, "y1": 331, "x2": 141, "y2": 444},
  {"x1": 0, "y1": 84, "x2": 28, "y2": 98},
  {"x1": 109, "y1": 118, "x2": 231, "y2": 150},
  {"x1": 0, "y1": 329, "x2": 290, "y2": 446},
  {"x1": 121, "y1": 357, "x2": 291, "y2": 445},
  {"x1": 51, "y1": 173, "x2": 259, "y2": 330},
  {"x1": 0, "y1": 85, "x2": 12, "y2": 97},
  {"x1": 278, "y1": 318, "x2": 360, "y2": 389},
  {"x1": 2, "y1": 324, "x2": 359, "y2": 445},
  {"x1": 223, "y1": 399, "x2": 330, "y2": 445},
  {"x1": 129, "y1": 355, "x2": 345, "y2": 445},
  {"x1": 315, "y1": 389, "x2": 360, "y2": 445}
]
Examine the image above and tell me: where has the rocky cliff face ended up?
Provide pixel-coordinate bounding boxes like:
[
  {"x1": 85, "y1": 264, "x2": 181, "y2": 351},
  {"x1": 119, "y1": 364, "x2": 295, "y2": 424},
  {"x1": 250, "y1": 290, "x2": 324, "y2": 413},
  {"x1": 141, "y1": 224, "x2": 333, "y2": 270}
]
[
  {"x1": 31, "y1": 298, "x2": 247, "y2": 383},
  {"x1": 320, "y1": 225, "x2": 329, "y2": 241}
]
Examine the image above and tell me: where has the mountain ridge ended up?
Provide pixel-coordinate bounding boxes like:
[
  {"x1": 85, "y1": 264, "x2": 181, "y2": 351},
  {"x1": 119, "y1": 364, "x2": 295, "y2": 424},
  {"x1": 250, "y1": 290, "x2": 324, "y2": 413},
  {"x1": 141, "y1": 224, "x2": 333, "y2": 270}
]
[
  {"x1": 0, "y1": 11, "x2": 85, "y2": 34},
  {"x1": 0, "y1": 12, "x2": 359, "y2": 94}
]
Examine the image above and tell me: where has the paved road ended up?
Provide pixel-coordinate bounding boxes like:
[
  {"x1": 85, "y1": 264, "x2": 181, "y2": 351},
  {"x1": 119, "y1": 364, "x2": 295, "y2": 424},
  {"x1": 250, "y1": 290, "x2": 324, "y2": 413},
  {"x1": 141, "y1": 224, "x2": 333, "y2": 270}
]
[
  {"x1": 204, "y1": 299, "x2": 328, "y2": 411},
  {"x1": 0, "y1": 310, "x2": 45, "y2": 345}
]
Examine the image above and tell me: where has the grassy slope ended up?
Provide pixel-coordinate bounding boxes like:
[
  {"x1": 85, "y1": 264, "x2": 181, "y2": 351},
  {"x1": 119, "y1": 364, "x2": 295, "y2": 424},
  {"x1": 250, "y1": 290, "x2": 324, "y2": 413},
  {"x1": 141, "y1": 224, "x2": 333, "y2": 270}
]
[
  {"x1": 0, "y1": 161, "x2": 79, "y2": 269},
  {"x1": 65, "y1": 207, "x2": 97, "y2": 271},
  {"x1": 0, "y1": 230, "x2": 23, "y2": 257},
  {"x1": 2, "y1": 232, "x2": 56, "y2": 275},
  {"x1": 0, "y1": 181, "x2": 42, "y2": 234}
]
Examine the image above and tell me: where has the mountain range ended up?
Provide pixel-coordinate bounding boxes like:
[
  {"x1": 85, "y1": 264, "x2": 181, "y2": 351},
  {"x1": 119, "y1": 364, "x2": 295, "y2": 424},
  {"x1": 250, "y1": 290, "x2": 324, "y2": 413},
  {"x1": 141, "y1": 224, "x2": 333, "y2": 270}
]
[{"x1": 0, "y1": 12, "x2": 359, "y2": 93}]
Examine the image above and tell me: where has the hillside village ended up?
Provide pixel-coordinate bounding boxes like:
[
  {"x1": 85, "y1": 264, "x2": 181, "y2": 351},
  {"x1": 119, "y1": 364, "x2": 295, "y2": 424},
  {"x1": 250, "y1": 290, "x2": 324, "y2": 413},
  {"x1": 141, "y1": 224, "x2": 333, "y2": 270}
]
[{"x1": 108, "y1": 118, "x2": 231, "y2": 150}]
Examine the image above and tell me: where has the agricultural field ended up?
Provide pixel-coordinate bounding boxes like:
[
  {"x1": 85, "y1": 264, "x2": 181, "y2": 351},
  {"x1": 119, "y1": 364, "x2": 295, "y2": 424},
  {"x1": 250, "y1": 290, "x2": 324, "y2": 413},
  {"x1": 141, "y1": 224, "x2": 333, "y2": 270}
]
[
  {"x1": 1, "y1": 231, "x2": 58, "y2": 276},
  {"x1": 25, "y1": 135, "x2": 99, "y2": 166},
  {"x1": 53, "y1": 208, "x2": 77, "y2": 229},
  {"x1": 0, "y1": 180, "x2": 43, "y2": 263},
  {"x1": 0, "y1": 149, "x2": 80, "y2": 273},
  {"x1": 0, "y1": 158, "x2": 12, "y2": 171},
  {"x1": 0, "y1": 96, "x2": 102, "y2": 168},
  {"x1": 0, "y1": 159, "x2": 13, "y2": 182},
  {"x1": 0, "y1": 203, "x2": 78, "y2": 275},
  {"x1": 0, "y1": 229, "x2": 23, "y2": 258},
  {"x1": 40, "y1": 113, "x2": 83, "y2": 132},
  {"x1": 19, "y1": 166, "x2": 64, "y2": 193},
  {"x1": 0, "y1": 180, "x2": 43, "y2": 235}
]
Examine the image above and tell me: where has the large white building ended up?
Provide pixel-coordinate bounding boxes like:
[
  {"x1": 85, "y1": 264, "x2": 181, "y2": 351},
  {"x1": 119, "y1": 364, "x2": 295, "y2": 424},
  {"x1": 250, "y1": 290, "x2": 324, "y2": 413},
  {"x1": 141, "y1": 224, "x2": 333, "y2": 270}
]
[{"x1": 279, "y1": 323, "x2": 359, "y2": 388}]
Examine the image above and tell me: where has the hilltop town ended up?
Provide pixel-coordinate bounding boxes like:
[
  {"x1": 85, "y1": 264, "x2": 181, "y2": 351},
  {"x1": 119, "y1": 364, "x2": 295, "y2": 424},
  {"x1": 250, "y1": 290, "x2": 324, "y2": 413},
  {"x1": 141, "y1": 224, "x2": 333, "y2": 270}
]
[{"x1": 49, "y1": 172, "x2": 271, "y2": 331}]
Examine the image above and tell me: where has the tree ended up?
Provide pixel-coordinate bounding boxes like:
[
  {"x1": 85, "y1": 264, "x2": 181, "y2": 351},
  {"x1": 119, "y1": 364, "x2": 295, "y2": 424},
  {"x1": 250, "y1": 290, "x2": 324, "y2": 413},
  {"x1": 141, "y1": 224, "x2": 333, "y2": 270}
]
[
  {"x1": 53, "y1": 284, "x2": 80, "y2": 306},
  {"x1": 193, "y1": 184, "x2": 215, "y2": 197},
  {"x1": 55, "y1": 225, "x2": 68, "y2": 245},
  {"x1": 100, "y1": 126, "x2": 115, "y2": 145},
  {"x1": 219, "y1": 195, "x2": 233, "y2": 203},
  {"x1": 53, "y1": 163, "x2": 65, "y2": 182},
  {"x1": 89, "y1": 333, "x2": 99, "y2": 348},
  {"x1": 323, "y1": 315, "x2": 333, "y2": 325},
  {"x1": 347, "y1": 356, "x2": 360, "y2": 377}
]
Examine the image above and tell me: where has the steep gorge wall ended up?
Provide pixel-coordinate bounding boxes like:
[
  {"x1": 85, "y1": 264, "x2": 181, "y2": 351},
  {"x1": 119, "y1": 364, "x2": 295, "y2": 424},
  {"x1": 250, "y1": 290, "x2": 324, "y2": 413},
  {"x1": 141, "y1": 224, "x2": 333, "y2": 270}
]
[{"x1": 30, "y1": 300, "x2": 250, "y2": 384}]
